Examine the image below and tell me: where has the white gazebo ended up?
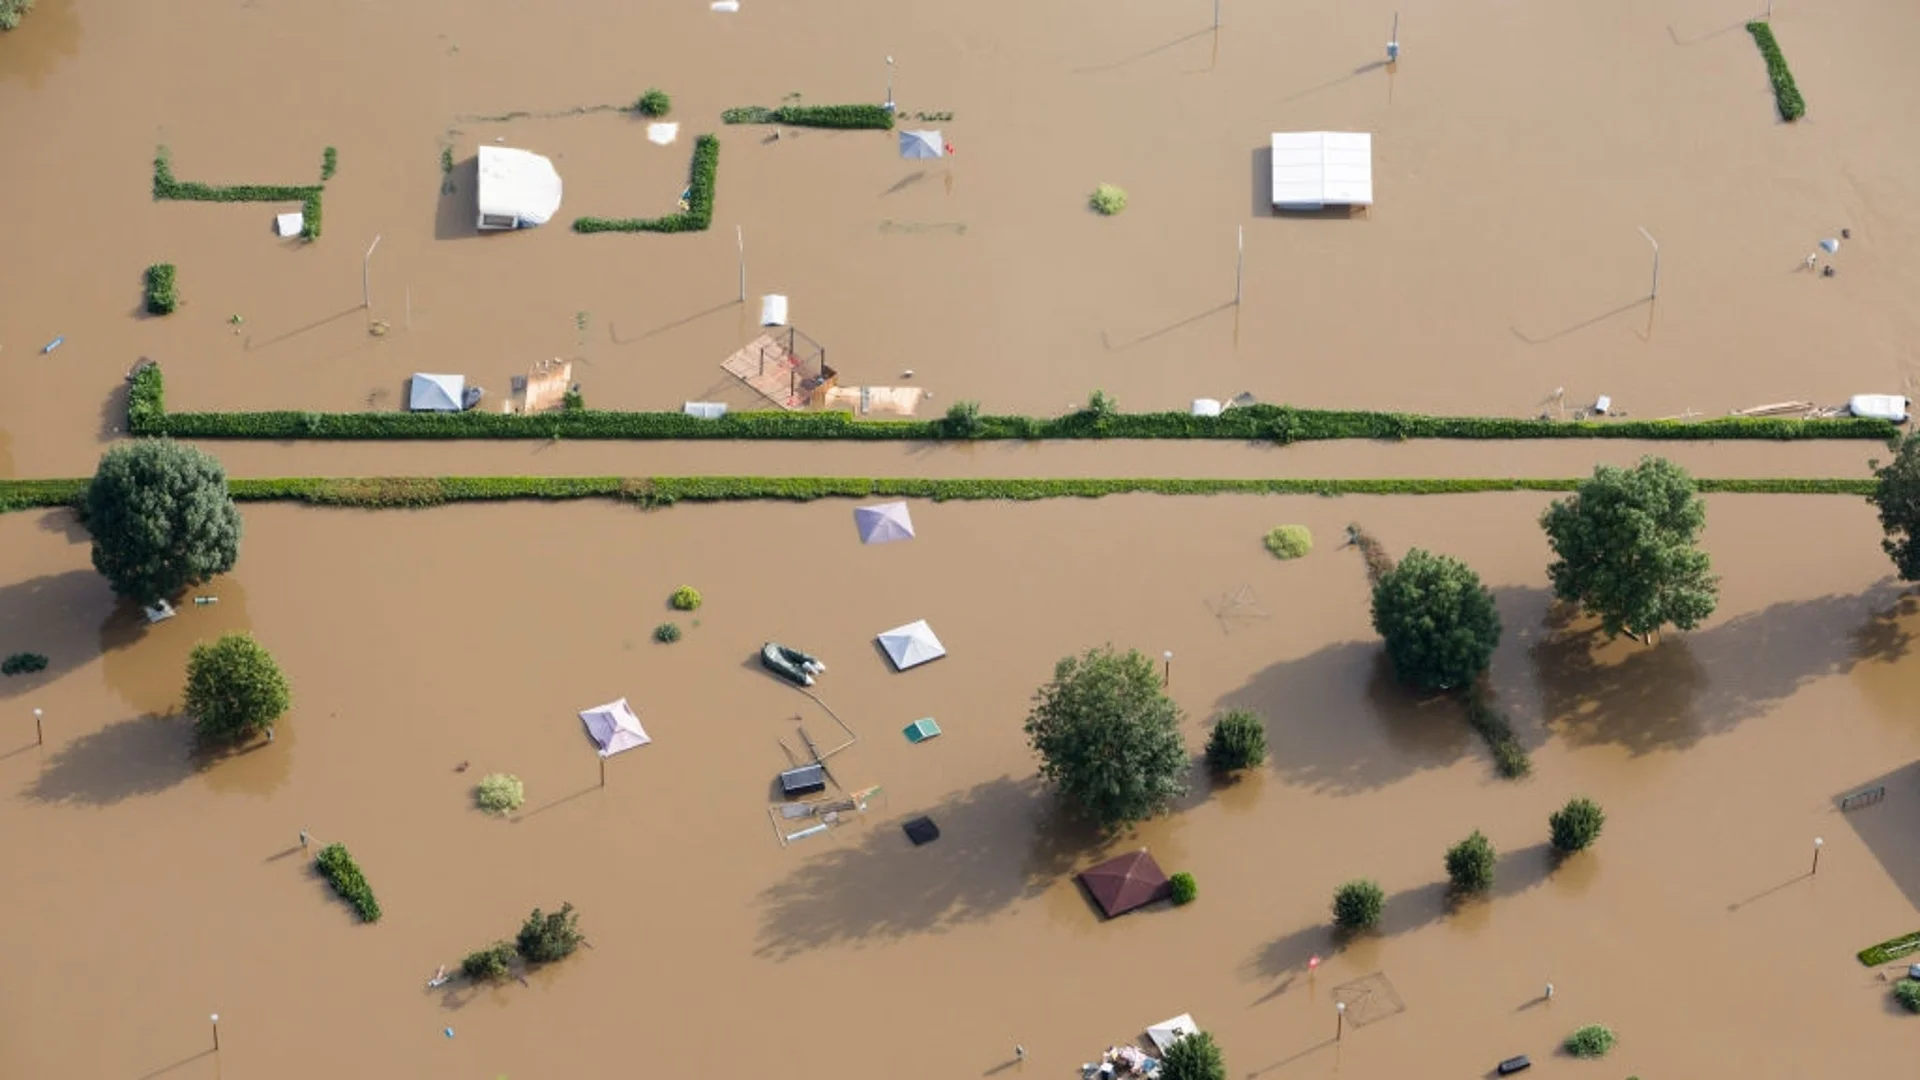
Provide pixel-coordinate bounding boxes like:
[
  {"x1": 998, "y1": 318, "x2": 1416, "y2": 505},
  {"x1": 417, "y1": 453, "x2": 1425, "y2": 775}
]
[
  {"x1": 1146, "y1": 1014, "x2": 1201, "y2": 1055},
  {"x1": 579, "y1": 698, "x2": 651, "y2": 757},
  {"x1": 853, "y1": 502, "x2": 916, "y2": 545},
  {"x1": 409, "y1": 373, "x2": 466, "y2": 412},
  {"x1": 1270, "y1": 132, "x2": 1373, "y2": 211},
  {"x1": 476, "y1": 146, "x2": 564, "y2": 230},
  {"x1": 877, "y1": 619, "x2": 946, "y2": 671}
]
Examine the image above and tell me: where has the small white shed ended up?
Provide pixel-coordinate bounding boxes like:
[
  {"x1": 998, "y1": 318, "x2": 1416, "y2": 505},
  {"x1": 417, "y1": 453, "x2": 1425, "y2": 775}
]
[
  {"x1": 476, "y1": 146, "x2": 564, "y2": 230},
  {"x1": 1270, "y1": 132, "x2": 1373, "y2": 211}
]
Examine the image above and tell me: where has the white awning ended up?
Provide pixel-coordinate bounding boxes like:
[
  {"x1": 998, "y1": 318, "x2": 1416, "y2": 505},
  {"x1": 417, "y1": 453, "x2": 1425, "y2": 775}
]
[
  {"x1": 476, "y1": 146, "x2": 564, "y2": 229},
  {"x1": 579, "y1": 698, "x2": 651, "y2": 758},
  {"x1": 409, "y1": 373, "x2": 466, "y2": 412},
  {"x1": 877, "y1": 619, "x2": 946, "y2": 670},
  {"x1": 1271, "y1": 132, "x2": 1373, "y2": 210},
  {"x1": 1146, "y1": 1014, "x2": 1200, "y2": 1054}
]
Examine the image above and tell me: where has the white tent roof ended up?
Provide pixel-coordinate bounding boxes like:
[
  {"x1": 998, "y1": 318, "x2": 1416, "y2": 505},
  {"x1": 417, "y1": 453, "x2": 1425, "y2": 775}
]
[
  {"x1": 900, "y1": 129, "x2": 945, "y2": 158},
  {"x1": 1270, "y1": 132, "x2": 1373, "y2": 210},
  {"x1": 409, "y1": 373, "x2": 466, "y2": 412},
  {"x1": 854, "y1": 501, "x2": 916, "y2": 544},
  {"x1": 579, "y1": 698, "x2": 651, "y2": 758},
  {"x1": 1146, "y1": 1014, "x2": 1200, "y2": 1054},
  {"x1": 477, "y1": 146, "x2": 564, "y2": 226},
  {"x1": 877, "y1": 619, "x2": 946, "y2": 670}
]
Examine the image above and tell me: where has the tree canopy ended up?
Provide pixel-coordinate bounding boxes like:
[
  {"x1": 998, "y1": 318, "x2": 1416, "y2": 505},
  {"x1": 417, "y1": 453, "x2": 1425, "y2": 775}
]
[
  {"x1": 1869, "y1": 434, "x2": 1920, "y2": 582},
  {"x1": 1369, "y1": 549, "x2": 1502, "y2": 692},
  {"x1": 184, "y1": 633, "x2": 290, "y2": 741},
  {"x1": 1541, "y1": 456, "x2": 1718, "y2": 642},
  {"x1": 1024, "y1": 646, "x2": 1187, "y2": 831},
  {"x1": 86, "y1": 440, "x2": 242, "y2": 606},
  {"x1": 1159, "y1": 1031, "x2": 1226, "y2": 1080}
]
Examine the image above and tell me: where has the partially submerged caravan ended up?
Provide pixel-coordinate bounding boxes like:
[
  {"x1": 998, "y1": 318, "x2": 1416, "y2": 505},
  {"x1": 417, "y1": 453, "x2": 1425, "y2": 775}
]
[{"x1": 476, "y1": 146, "x2": 564, "y2": 230}]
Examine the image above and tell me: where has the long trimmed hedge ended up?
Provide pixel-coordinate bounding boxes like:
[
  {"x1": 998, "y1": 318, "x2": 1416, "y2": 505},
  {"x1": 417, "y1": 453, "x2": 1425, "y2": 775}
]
[
  {"x1": 574, "y1": 134, "x2": 718, "y2": 233},
  {"x1": 1747, "y1": 21, "x2": 1805, "y2": 121},
  {"x1": 314, "y1": 842, "x2": 381, "y2": 922},
  {"x1": 144, "y1": 263, "x2": 177, "y2": 316},
  {"x1": 721, "y1": 104, "x2": 894, "y2": 130},
  {"x1": 124, "y1": 364, "x2": 1896, "y2": 443},
  {"x1": 153, "y1": 145, "x2": 328, "y2": 240}
]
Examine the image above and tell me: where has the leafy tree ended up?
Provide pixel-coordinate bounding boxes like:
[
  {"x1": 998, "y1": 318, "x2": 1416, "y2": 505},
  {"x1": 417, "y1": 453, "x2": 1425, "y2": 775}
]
[
  {"x1": 1369, "y1": 549, "x2": 1502, "y2": 691},
  {"x1": 1024, "y1": 646, "x2": 1187, "y2": 831},
  {"x1": 1158, "y1": 1031, "x2": 1226, "y2": 1080},
  {"x1": 1895, "y1": 979, "x2": 1920, "y2": 1013},
  {"x1": 1445, "y1": 830, "x2": 1496, "y2": 893},
  {"x1": 517, "y1": 903, "x2": 584, "y2": 963},
  {"x1": 184, "y1": 633, "x2": 290, "y2": 741},
  {"x1": 1541, "y1": 457, "x2": 1717, "y2": 643},
  {"x1": 1204, "y1": 709, "x2": 1267, "y2": 773},
  {"x1": 1563, "y1": 1024, "x2": 1616, "y2": 1057},
  {"x1": 86, "y1": 440, "x2": 242, "y2": 606},
  {"x1": 475, "y1": 774, "x2": 524, "y2": 814},
  {"x1": 1869, "y1": 434, "x2": 1920, "y2": 581},
  {"x1": 1548, "y1": 797, "x2": 1605, "y2": 853},
  {"x1": 461, "y1": 942, "x2": 516, "y2": 981},
  {"x1": 1332, "y1": 879, "x2": 1384, "y2": 931},
  {"x1": 941, "y1": 400, "x2": 985, "y2": 439}
]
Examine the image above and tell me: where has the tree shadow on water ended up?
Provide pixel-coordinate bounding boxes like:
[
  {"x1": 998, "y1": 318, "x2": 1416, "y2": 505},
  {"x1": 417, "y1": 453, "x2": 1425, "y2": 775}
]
[
  {"x1": 22, "y1": 711, "x2": 195, "y2": 806},
  {"x1": 0, "y1": 569, "x2": 117, "y2": 700},
  {"x1": 755, "y1": 774, "x2": 1102, "y2": 959}
]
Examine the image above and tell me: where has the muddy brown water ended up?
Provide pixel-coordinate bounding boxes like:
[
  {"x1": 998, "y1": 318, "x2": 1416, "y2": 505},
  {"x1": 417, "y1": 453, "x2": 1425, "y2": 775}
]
[{"x1": 3, "y1": 493, "x2": 1918, "y2": 1078}]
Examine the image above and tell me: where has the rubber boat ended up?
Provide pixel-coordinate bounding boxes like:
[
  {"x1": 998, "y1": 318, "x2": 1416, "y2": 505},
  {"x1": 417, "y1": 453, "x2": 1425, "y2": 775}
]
[{"x1": 761, "y1": 643, "x2": 827, "y2": 687}]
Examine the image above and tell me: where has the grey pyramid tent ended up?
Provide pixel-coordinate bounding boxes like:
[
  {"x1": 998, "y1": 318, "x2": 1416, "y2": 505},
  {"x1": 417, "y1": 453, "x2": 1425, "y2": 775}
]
[
  {"x1": 409, "y1": 373, "x2": 466, "y2": 412},
  {"x1": 854, "y1": 502, "x2": 916, "y2": 545},
  {"x1": 899, "y1": 129, "x2": 945, "y2": 159}
]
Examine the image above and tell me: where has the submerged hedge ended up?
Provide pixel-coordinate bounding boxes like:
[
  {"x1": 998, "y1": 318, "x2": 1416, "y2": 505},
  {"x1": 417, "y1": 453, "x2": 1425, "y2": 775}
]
[
  {"x1": 153, "y1": 145, "x2": 328, "y2": 239},
  {"x1": 144, "y1": 263, "x2": 177, "y2": 316},
  {"x1": 721, "y1": 104, "x2": 894, "y2": 129},
  {"x1": 574, "y1": 134, "x2": 718, "y2": 233},
  {"x1": 315, "y1": 842, "x2": 381, "y2": 922},
  {"x1": 1747, "y1": 21, "x2": 1805, "y2": 121}
]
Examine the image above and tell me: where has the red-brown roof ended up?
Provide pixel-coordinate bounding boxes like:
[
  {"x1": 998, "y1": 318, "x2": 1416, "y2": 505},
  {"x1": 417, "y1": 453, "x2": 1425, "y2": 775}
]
[{"x1": 1078, "y1": 850, "x2": 1172, "y2": 918}]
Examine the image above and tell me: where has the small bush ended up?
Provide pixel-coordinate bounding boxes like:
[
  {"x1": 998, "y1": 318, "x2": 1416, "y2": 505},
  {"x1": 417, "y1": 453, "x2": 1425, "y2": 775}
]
[
  {"x1": 670, "y1": 585, "x2": 702, "y2": 611},
  {"x1": 1563, "y1": 1025, "x2": 1615, "y2": 1058},
  {"x1": 314, "y1": 843, "x2": 381, "y2": 922},
  {"x1": 1746, "y1": 21, "x2": 1805, "y2": 122},
  {"x1": 0, "y1": 0, "x2": 34, "y2": 32},
  {"x1": 1549, "y1": 796, "x2": 1606, "y2": 853},
  {"x1": 1090, "y1": 183, "x2": 1127, "y2": 216},
  {"x1": 1169, "y1": 871, "x2": 1197, "y2": 905},
  {"x1": 1445, "y1": 830, "x2": 1497, "y2": 893},
  {"x1": 654, "y1": 622, "x2": 682, "y2": 643},
  {"x1": 2, "y1": 652, "x2": 49, "y2": 676},
  {"x1": 461, "y1": 941, "x2": 516, "y2": 981},
  {"x1": 320, "y1": 146, "x2": 338, "y2": 181},
  {"x1": 475, "y1": 773, "x2": 524, "y2": 814},
  {"x1": 635, "y1": 88, "x2": 672, "y2": 117},
  {"x1": 1264, "y1": 525, "x2": 1312, "y2": 560},
  {"x1": 1158, "y1": 1029, "x2": 1226, "y2": 1080},
  {"x1": 942, "y1": 400, "x2": 985, "y2": 439},
  {"x1": 517, "y1": 903, "x2": 584, "y2": 963},
  {"x1": 1895, "y1": 979, "x2": 1920, "y2": 1013},
  {"x1": 144, "y1": 264, "x2": 178, "y2": 316},
  {"x1": 1465, "y1": 693, "x2": 1531, "y2": 779},
  {"x1": 1332, "y1": 879, "x2": 1385, "y2": 932},
  {"x1": 1084, "y1": 389, "x2": 1118, "y2": 419},
  {"x1": 1205, "y1": 709, "x2": 1267, "y2": 773}
]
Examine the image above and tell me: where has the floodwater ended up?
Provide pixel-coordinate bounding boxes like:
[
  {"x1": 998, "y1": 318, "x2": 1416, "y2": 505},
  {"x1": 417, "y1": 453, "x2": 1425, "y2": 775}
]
[
  {"x1": 3, "y1": 492, "x2": 1918, "y2": 1079},
  {"x1": 6, "y1": 0, "x2": 1920, "y2": 477}
]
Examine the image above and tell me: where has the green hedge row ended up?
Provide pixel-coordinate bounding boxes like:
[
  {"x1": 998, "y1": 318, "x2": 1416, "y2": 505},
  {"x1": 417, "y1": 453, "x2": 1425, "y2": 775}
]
[
  {"x1": 153, "y1": 145, "x2": 327, "y2": 240},
  {"x1": 1859, "y1": 930, "x2": 1920, "y2": 967},
  {"x1": 314, "y1": 842, "x2": 381, "y2": 922},
  {"x1": 1747, "y1": 21, "x2": 1805, "y2": 121},
  {"x1": 721, "y1": 104, "x2": 894, "y2": 130},
  {"x1": 144, "y1": 264, "x2": 177, "y2": 316},
  {"x1": 573, "y1": 134, "x2": 718, "y2": 234}
]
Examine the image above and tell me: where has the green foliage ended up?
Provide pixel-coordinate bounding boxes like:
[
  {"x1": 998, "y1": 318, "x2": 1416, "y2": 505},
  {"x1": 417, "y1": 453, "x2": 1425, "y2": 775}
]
[
  {"x1": 1158, "y1": 1030, "x2": 1226, "y2": 1080},
  {"x1": 1896, "y1": 979, "x2": 1920, "y2": 1013},
  {"x1": 1563, "y1": 1025, "x2": 1616, "y2": 1058},
  {"x1": 1445, "y1": 830, "x2": 1497, "y2": 893},
  {"x1": 1169, "y1": 871, "x2": 1198, "y2": 906},
  {"x1": 1542, "y1": 457, "x2": 1719, "y2": 642},
  {"x1": 2, "y1": 652, "x2": 49, "y2": 676},
  {"x1": 1083, "y1": 390, "x2": 1118, "y2": 420},
  {"x1": 670, "y1": 586, "x2": 703, "y2": 611},
  {"x1": 1205, "y1": 709, "x2": 1267, "y2": 773},
  {"x1": 1869, "y1": 434, "x2": 1920, "y2": 582},
  {"x1": 635, "y1": 88, "x2": 672, "y2": 117},
  {"x1": 475, "y1": 773, "x2": 524, "y2": 814},
  {"x1": 0, "y1": 0, "x2": 33, "y2": 31},
  {"x1": 185, "y1": 633, "x2": 291, "y2": 742},
  {"x1": 1859, "y1": 930, "x2": 1920, "y2": 966},
  {"x1": 1089, "y1": 183, "x2": 1128, "y2": 215},
  {"x1": 86, "y1": 440, "x2": 242, "y2": 605},
  {"x1": 1549, "y1": 797, "x2": 1606, "y2": 853},
  {"x1": 516, "y1": 903, "x2": 584, "y2": 963},
  {"x1": 461, "y1": 941, "x2": 516, "y2": 981},
  {"x1": 1333, "y1": 879, "x2": 1385, "y2": 932},
  {"x1": 144, "y1": 264, "x2": 178, "y2": 315},
  {"x1": 654, "y1": 621, "x2": 683, "y2": 643},
  {"x1": 314, "y1": 843, "x2": 381, "y2": 922},
  {"x1": 320, "y1": 146, "x2": 338, "y2": 181},
  {"x1": 722, "y1": 104, "x2": 895, "y2": 129},
  {"x1": 1746, "y1": 21, "x2": 1805, "y2": 121},
  {"x1": 1264, "y1": 524, "x2": 1312, "y2": 560},
  {"x1": 152, "y1": 145, "x2": 327, "y2": 239},
  {"x1": 1024, "y1": 646, "x2": 1188, "y2": 831},
  {"x1": 573, "y1": 134, "x2": 718, "y2": 233},
  {"x1": 562, "y1": 387, "x2": 585, "y2": 412},
  {"x1": 1370, "y1": 549, "x2": 1502, "y2": 692},
  {"x1": 941, "y1": 400, "x2": 985, "y2": 439},
  {"x1": 1463, "y1": 694, "x2": 1530, "y2": 779}
]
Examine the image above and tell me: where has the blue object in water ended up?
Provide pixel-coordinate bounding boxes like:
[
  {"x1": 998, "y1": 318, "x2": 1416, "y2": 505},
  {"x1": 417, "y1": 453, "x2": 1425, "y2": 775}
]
[
  {"x1": 444, "y1": 1027, "x2": 455, "y2": 1038},
  {"x1": 42, "y1": 337, "x2": 65, "y2": 354}
]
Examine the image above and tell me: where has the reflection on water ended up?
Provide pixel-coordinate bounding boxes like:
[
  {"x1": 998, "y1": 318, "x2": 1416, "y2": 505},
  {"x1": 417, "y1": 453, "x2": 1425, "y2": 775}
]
[{"x1": 0, "y1": 0, "x2": 81, "y2": 87}]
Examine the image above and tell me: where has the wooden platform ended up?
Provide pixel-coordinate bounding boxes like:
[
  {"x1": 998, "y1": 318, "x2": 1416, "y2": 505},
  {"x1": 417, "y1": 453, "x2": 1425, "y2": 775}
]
[{"x1": 721, "y1": 334, "x2": 808, "y2": 410}]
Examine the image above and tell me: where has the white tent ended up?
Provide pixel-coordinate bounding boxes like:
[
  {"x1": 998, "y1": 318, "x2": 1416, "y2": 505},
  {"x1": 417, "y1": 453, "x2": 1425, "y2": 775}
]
[
  {"x1": 1146, "y1": 1014, "x2": 1201, "y2": 1055},
  {"x1": 579, "y1": 698, "x2": 651, "y2": 757},
  {"x1": 900, "y1": 130, "x2": 945, "y2": 159},
  {"x1": 1270, "y1": 132, "x2": 1373, "y2": 210},
  {"x1": 409, "y1": 373, "x2": 466, "y2": 412},
  {"x1": 476, "y1": 146, "x2": 564, "y2": 230},
  {"x1": 854, "y1": 502, "x2": 916, "y2": 545},
  {"x1": 877, "y1": 619, "x2": 946, "y2": 670}
]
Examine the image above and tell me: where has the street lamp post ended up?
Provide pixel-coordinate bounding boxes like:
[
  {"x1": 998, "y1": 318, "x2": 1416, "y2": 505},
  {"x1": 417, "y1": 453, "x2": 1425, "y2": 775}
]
[
  {"x1": 363, "y1": 234, "x2": 383, "y2": 309},
  {"x1": 1162, "y1": 650, "x2": 1174, "y2": 686},
  {"x1": 211, "y1": 1013, "x2": 221, "y2": 1052},
  {"x1": 33, "y1": 707, "x2": 43, "y2": 746},
  {"x1": 1812, "y1": 837, "x2": 1824, "y2": 875},
  {"x1": 1336, "y1": 1001, "x2": 1347, "y2": 1040},
  {"x1": 1637, "y1": 226, "x2": 1660, "y2": 300},
  {"x1": 885, "y1": 56, "x2": 896, "y2": 113}
]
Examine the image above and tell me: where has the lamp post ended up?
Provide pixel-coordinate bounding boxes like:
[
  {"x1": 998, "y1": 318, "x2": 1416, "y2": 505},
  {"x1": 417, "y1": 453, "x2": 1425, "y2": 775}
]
[
  {"x1": 362, "y1": 234, "x2": 382, "y2": 309},
  {"x1": 1812, "y1": 837, "x2": 1824, "y2": 875},
  {"x1": 1335, "y1": 1001, "x2": 1347, "y2": 1040},
  {"x1": 1213, "y1": 0, "x2": 1221, "y2": 30},
  {"x1": 600, "y1": 755, "x2": 607, "y2": 789},
  {"x1": 211, "y1": 1013, "x2": 221, "y2": 1052},
  {"x1": 1234, "y1": 227, "x2": 1244, "y2": 305},
  {"x1": 736, "y1": 225, "x2": 746, "y2": 303},
  {"x1": 885, "y1": 56, "x2": 896, "y2": 113},
  {"x1": 1387, "y1": 13, "x2": 1399, "y2": 63},
  {"x1": 1637, "y1": 226, "x2": 1660, "y2": 300},
  {"x1": 33, "y1": 707, "x2": 43, "y2": 746},
  {"x1": 1162, "y1": 650, "x2": 1174, "y2": 686}
]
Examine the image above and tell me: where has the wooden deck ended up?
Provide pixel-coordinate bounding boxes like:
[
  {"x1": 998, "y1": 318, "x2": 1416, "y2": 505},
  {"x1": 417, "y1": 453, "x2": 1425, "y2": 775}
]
[{"x1": 721, "y1": 334, "x2": 808, "y2": 410}]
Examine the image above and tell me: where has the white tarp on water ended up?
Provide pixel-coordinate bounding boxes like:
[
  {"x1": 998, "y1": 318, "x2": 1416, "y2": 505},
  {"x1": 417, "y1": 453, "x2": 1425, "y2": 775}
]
[
  {"x1": 1849, "y1": 394, "x2": 1911, "y2": 423},
  {"x1": 1146, "y1": 1014, "x2": 1200, "y2": 1054},
  {"x1": 476, "y1": 146, "x2": 564, "y2": 229},
  {"x1": 761, "y1": 294, "x2": 789, "y2": 327},
  {"x1": 854, "y1": 501, "x2": 916, "y2": 544},
  {"x1": 580, "y1": 698, "x2": 651, "y2": 757},
  {"x1": 900, "y1": 129, "x2": 945, "y2": 159},
  {"x1": 409, "y1": 373, "x2": 466, "y2": 412},
  {"x1": 1270, "y1": 132, "x2": 1373, "y2": 210},
  {"x1": 877, "y1": 619, "x2": 946, "y2": 670}
]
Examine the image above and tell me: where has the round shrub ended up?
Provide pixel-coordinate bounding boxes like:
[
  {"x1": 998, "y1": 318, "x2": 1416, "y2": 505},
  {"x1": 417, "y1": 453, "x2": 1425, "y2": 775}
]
[
  {"x1": 670, "y1": 586, "x2": 702, "y2": 611},
  {"x1": 1445, "y1": 830, "x2": 1496, "y2": 893},
  {"x1": 654, "y1": 622, "x2": 682, "y2": 643},
  {"x1": 2, "y1": 652, "x2": 50, "y2": 676},
  {"x1": 1205, "y1": 709, "x2": 1267, "y2": 773},
  {"x1": 475, "y1": 773, "x2": 524, "y2": 814},
  {"x1": 1169, "y1": 871, "x2": 1197, "y2": 905},
  {"x1": 636, "y1": 88, "x2": 672, "y2": 117},
  {"x1": 1264, "y1": 525, "x2": 1313, "y2": 560},
  {"x1": 1158, "y1": 1030, "x2": 1225, "y2": 1080},
  {"x1": 1896, "y1": 979, "x2": 1920, "y2": 1013},
  {"x1": 1090, "y1": 183, "x2": 1127, "y2": 216},
  {"x1": 1549, "y1": 796, "x2": 1606, "y2": 853},
  {"x1": 1332, "y1": 879, "x2": 1385, "y2": 932},
  {"x1": 461, "y1": 941, "x2": 516, "y2": 981},
  {"x1": 1563, "y1": 1025, "x2": 1615, "y2": 1058},
  {"x1": 185, "y1": 633, "x2": 291, "y2": 742}
]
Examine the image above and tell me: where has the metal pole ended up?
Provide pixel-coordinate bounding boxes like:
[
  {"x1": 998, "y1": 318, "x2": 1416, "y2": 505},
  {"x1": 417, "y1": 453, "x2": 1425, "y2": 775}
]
[
  {"x1": 1336, "y1": 1002, "x2": 1346, "y2": 1040},
  {"x1": 600, "y1": 756, "x2": 607, "y2": 788},
  {"x1": 1388, "y1": 13, "x2": 1399, "y2": 62},
  {"x1": 33, "y1": 707, "x2": 43, "y2": 746},
  {"x1": 362, "y1": 234, "x2": 382, "y2": 309},
  {"x1": 405, "y1": 286, "x2": 412, "y2": 329},
  {"x1": 1812, "y1": 837, "x2": 1823, "y2": 875},
  {"x1": 885, "y1": 56, "x2": 895, "y2": 112},
  {"x1": 1637, "y1": 226, "x2": 1659, "y2": 299},
  {"x1": 1235, "y1": 227, "x2": 1244, "y2": 305},
  {"x1": 211, "y1": 1014, "x2": 220, "y2": 1052},
  {"x1": 1213, "y1": 0, "x2": 1220, "y2": 29},
  {"x1": 1162, "y1": 650, "x2": 1174, "y2": 686},
  {"x1": 737, "y1": 226, "x2": 746, "y2": 303},
  {"x1": 1766, "y1": 0, "x2": 1773, "y2": 20}
]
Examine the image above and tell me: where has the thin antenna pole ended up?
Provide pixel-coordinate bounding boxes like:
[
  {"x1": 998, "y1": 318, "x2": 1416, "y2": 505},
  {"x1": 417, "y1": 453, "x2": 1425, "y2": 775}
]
[
  {"x1": 737, "y1": 226, "x2": 746, "y2": 302},
  {"x1": 1213, "y1": 0, "x2": 1221, "y2": 30},
  {"x1": 362, "y1": 234, "x2": 382, "y2": 309},
  {"x1": 1235, "y1": 226, "x2": 1245, "y2": 305},
  {"x1": 1637, "y1": 226, "x2": 1660, "y2": 299}
]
